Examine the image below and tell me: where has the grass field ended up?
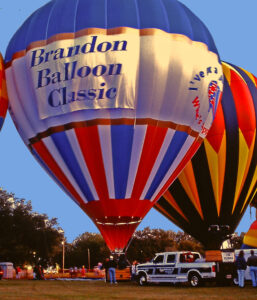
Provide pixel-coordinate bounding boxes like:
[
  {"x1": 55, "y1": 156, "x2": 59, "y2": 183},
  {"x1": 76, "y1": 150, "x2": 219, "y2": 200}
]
[{"x1": 0, "y1": 280, "x2": 256, "y2": 300}]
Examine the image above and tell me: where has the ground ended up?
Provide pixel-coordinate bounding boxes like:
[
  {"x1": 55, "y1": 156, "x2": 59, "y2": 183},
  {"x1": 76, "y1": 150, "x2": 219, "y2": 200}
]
[{"x1": 0, "y1": 280, "x2": 256, "y2": 300}]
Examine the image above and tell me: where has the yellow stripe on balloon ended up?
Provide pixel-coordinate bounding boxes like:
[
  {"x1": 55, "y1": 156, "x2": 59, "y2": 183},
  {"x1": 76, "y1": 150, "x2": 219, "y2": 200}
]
[
  {"x1": 240, "y1": 167, "x2": 257, "y2": 213},
  {"x1": 162, "y1": 190, "x2": 189, "y2": 222},
  {"x1": 204, "y1": 132, "x2": 226, "y2": 216},
  {"x1": 178, "y1": 161, "x2": 204, "y2": 219},
  {"x1": 239, "y1": 67, "x2": 257, "y2": 87},
  {"x1": 222, "y1": 62, "x2": 231, "y2": 85},
  {"x1": 232, "y1": 130, "x2": 255, "y2": 213},
  {"x1": 243, "y1": 232, "x2": 257, "y2": 248},
  {"x1": 222, "y1": 62, "x2": 247, "y2": 85}
]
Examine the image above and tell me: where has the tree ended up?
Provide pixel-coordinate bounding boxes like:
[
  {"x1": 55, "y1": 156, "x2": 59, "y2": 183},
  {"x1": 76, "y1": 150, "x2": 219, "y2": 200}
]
[
  {"x1": 125, "y1": 228, "x2": 205, "y2": 262},
  {"x1": 126, "y1": 227, "x2": 176, "y2": 262},
  {"x1": 172, "y1": 231, "x2": 204, "y2": 255},
  {"x1": 0, "y1": 188, "x2": 63, "y2": 266},
  {"x1": 62, "y1": 232, "x2": 109, "y2": 268}
]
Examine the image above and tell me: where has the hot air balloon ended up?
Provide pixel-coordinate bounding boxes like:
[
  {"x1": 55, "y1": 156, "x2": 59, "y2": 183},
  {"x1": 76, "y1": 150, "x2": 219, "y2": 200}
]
[
  {"x1": 5, "y1": 0, "x2": 223, "y2": 252},
  {"x1": 0, "y1": 53, "x2": 8, "y2": 131},
  {"x1": 155, "y1": 62, "x2": 257, "y2": 250}
]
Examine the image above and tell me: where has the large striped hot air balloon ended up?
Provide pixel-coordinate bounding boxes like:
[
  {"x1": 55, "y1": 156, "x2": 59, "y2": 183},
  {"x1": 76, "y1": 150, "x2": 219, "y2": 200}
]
[
  {"x1": 0, "y1": 53, "x2": 8, "y2": 131},
  {"x1": 5, "y1": 0, "x2": 223, "y2": 252},
  {"x1": 155, "y1": 62, "x2": 257, "y2": 250}
]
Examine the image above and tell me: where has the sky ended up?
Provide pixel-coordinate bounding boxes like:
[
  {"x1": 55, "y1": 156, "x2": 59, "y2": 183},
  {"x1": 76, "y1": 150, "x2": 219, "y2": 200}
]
[{"x1": 0, "y1": 0, "x2": 256, "y2": 243}]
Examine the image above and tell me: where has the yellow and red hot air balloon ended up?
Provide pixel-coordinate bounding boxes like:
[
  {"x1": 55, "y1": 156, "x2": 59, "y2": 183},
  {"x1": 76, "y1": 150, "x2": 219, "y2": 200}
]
[
  {"x1": 243, "y1": 193, "x2": 257, "y2": 249},
  {"x1": 0, "y1": 53, "x2": 8, "y2": 131},
  {"x1": 242, "y1": 220, "x2": 257, "y2": 249},
  {"x1": 5, "y1": 0, "x2": 223, "y2": 252},
  {"x1": 155, "y1": 62, "x2": 257, "y2": 250}
]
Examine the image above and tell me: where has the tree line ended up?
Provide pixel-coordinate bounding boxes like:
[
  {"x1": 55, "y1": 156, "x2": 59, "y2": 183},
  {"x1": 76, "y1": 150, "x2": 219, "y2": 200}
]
[{"x1": 0, "y1": 188, "x2": 244, "y2": 269}]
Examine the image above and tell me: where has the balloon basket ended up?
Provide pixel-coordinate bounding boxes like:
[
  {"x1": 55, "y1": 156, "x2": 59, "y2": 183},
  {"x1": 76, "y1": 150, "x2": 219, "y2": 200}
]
[
  {"x1": 205, "y1": 249, "x2": 235, "y2": 263},
  {"x1": 205, "y1": 250, "x2": 222, "y2": 262}
]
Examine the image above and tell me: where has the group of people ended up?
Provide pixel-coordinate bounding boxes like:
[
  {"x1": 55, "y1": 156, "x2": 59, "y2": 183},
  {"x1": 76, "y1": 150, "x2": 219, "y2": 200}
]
[{"x1": 235, "y1": 250, "x2": 257, "y2": 288}]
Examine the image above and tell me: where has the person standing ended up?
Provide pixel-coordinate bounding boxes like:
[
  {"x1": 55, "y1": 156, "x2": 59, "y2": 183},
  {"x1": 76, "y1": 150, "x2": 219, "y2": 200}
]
[
  {"x1": 103, "y1": 258, "x2": 110, "y2": 283},
  {"x1": 81, "y1": 265, "x2": 86, "y2": 277},
  {"x1": 131, "y1": 260, "x2": 138, "y2": 281},
  {"x1": 247, "y1": 250, "x2": 257, "y2": 287},
  {"x1": 235, "y1": 250, "x2": 247, "y2": 288},
  {"x1": 108, "y1": 256, "x2": 117, "y2": 284}
]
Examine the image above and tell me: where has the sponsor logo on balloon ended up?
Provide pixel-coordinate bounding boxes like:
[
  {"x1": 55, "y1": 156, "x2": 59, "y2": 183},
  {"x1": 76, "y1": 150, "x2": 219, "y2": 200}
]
[
  {"x1": 208, "y1": 80, "x2": 220, "y2": 121},
  {"x1": 189, "y1": 67, "x2": 223, "y2": 135}
]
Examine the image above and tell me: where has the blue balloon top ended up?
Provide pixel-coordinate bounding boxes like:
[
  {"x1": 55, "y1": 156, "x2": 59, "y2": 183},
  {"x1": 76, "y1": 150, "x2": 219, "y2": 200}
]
[{"x1": 5, "y1": 0, "x2": 219, "y2": 62}]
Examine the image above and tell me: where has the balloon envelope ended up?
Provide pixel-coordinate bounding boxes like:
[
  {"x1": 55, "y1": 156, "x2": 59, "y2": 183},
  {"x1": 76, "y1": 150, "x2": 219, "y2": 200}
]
[
  {"x1": 155, "y1": 62, "x2": 257, "y2": 249},
  {"x1": 0, "y1": 53, "x2": 8, "y2": 131},
  {"x1": 5, "y1": 0, "x2": 222, "y2": 252}
]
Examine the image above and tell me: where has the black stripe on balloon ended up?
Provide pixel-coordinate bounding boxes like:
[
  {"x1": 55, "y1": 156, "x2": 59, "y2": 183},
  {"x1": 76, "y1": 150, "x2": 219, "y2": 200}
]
[
  {"x1": 219, "y1": 73, "x2": 239, "y2": 224},
  {"x1": 190, "y1": 141, "x2": 218, "y2": 225}
]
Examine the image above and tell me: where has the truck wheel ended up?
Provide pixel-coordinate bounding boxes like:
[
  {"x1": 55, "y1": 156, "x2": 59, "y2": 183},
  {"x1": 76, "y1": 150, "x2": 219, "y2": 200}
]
[
  {"x1": 138, "y1": 274, "x2": 147, "y2": 286},
  {"x1": 189, "y1": 273, "x2": 201, "y2": 287}
]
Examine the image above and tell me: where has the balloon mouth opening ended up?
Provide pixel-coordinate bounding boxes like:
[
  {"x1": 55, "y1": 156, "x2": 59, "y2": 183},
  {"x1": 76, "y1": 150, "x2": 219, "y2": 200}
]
[{"x1": 95, "y1": 216, "x2": 142, "y2": 226}]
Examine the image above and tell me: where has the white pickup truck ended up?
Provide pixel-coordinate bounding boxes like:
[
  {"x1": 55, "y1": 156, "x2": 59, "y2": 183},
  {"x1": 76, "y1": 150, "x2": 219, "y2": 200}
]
[{"x1": 136, "y1": 251, "x2": 217, "y2": 287}]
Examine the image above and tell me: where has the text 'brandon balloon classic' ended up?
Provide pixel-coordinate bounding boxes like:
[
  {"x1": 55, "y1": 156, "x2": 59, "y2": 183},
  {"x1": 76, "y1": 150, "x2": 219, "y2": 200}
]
[{"x1": 4, "y1": 0, "x2": 223, "y2": 252}]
